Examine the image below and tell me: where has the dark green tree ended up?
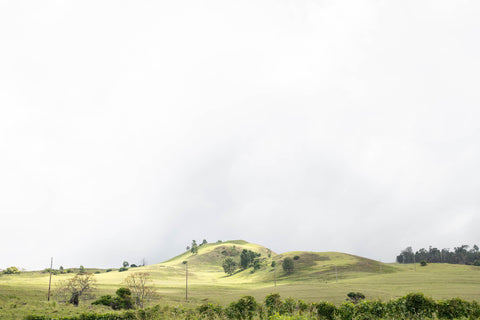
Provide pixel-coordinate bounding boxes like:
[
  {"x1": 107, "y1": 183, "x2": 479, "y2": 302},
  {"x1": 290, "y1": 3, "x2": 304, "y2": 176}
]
[
  {"x1": 240, "y1": 249, "x2": 261, "y2": 269},
  {"x1": 347, "y1": 292, "x2": 365, "y2": 304},
  {"x1": 191, "y1": 240, "x2": 198, "y2": 255},
  {"x1": 282, "y1": 257, "x2": 294, "y2": 274},
  {"x1": 222, "y1": 257, "x2": 237, "y2": 276},
  {"x1": 123, "y1": 261, "x2": 129, "y2": 268}
]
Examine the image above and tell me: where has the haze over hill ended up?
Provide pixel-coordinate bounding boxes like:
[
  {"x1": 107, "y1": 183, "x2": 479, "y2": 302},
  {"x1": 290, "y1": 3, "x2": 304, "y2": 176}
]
[{"x1": 1, "y1": 0, "x2": 480, "y2": 270}]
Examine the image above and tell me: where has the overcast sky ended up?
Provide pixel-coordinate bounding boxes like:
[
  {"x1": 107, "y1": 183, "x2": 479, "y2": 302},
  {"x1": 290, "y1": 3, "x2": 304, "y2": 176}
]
[{"x1": 1, "y1": 0, "x2": 479, "y2": 270}]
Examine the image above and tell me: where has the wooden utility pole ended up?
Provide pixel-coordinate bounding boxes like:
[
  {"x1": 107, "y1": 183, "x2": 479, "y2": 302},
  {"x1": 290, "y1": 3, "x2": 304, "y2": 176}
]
[
  {"x1": 413, "y1": 249, "x2": 416, "y2": 271},
  {"x1": 183, "y1": 261, "x2": 188, "y2": 301},
  {"x1": 47, "y1": 257, "x2": 53, "y2": 301},
  {"x1": 274, "y1": 263, "x2": 277, "y2": 287}
]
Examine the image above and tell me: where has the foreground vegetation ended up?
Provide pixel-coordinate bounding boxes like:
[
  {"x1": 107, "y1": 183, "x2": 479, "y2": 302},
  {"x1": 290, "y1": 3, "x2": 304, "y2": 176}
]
[
  {"x1": 24, "y1": 293, "x2": 480, "y2": 319},
  {"x1": 2, "y1": 241, "x2": 480, "y2": 319}
]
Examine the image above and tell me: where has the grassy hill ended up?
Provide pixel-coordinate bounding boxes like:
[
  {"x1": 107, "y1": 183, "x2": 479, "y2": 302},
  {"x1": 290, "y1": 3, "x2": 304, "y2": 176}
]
[{"x1": 1, "y1": 240, "x2": 480, "y2": 319}]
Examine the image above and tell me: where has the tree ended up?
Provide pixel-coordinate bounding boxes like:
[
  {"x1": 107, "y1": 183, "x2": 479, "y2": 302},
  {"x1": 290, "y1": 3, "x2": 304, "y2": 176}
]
[
  {"x1": 282, "y1": 257, "x2": 294, "y2": 274},
  {"x1": 222, "y1": 257, "x2": 237, "y2": 276},
  {"x1": 59, "y1": 266, "x2": 64, "y2": 274},
  {"x1": 2, "y1": 266, "x2": 20, "y2": 274},
  {"x1": 201, "y1": 239, "x2": 208, "y2": 245},
  {"x1": 191, "y1": 240, "x2": 198, "y2": 255},
  {"x1": 240, "y1": 249, "x2": 261, "y2": 269},
  {"x1": 123, "y1": 261, "x2": 129, "y2": 268},
  {"x1": 55, "y1": 273, "x2": 96, "y2": 306},
  {"x1": 79, "y1": 265, "x2": 85, "y2": 274},
  {"x1": 347, "y1": 292, "x2": 365, "y2": 304},
  {"x1": 124, "y1": 272, "x2": 156, "y2": 308}
]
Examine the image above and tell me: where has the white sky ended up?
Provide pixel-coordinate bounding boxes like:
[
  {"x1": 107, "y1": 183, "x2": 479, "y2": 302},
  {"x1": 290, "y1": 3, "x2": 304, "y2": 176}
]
[{"x1": 1, "y1": 0, "x2": 479, "y2": 270}]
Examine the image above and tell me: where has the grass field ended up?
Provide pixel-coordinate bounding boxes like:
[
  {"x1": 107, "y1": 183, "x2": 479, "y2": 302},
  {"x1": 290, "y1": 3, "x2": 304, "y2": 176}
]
[{"x1": 1, "y1": 240, "x2": 480, "y2": 319}]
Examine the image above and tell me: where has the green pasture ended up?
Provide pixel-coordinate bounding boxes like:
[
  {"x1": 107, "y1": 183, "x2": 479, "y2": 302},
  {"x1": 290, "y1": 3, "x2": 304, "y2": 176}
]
[{"x1": 1, "y1": 240, "x2": 480, "y2": 319}]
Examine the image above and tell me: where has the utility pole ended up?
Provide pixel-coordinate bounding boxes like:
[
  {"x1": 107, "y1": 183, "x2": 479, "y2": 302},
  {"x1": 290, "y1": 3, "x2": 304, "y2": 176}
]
[
  {"x1": 274, "y1": 262, "x2": 277, "y2": 287},
  {"x1": 413, "y1": 249, "x2": 416, "y2": 271},
  {"x1": 47, "y1": 257, "x2": 53, "y2": 301},
  {"x1": 183, "y1": 261, "x2": 188, "y2": 301}
]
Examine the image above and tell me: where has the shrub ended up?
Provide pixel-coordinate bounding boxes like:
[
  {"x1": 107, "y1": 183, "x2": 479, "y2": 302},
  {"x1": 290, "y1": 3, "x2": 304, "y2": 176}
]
[
  {"x1": 297, "y1": 300, "x2": 310, "y2": 315},
  {"x1": 197, "y1": 303, "x2": 224, "y2": 319},
  {"x1": 92, "y1": 295, "x2": 114, "y2": 307},
  {"x1": 437, "y1": 298, "x2": 470, "y2": 319},
  {"x1": 227, "y1": 295, "x2": 258, "y2": 320},
  {"x1": 293, "y1": 255, "x2": 300, "y2": 260},
  {"x1": 119, "y1": 267, "x2": 128, "y2": 272},
  {"x1": 404, "y1": 292, "x2": 435, "y2": 317},
  {"x1": 106, "y1": 269, "x2": 113, "y2": 272},
  {"x1": 420, "y1": 260, "x2": 427, "y2": 266},
  {"x1": 316, "y1": 301, "x2": 337, "y2": 320},
  {"x1": 282, "y1": 297, "x2": 296, "y2": 315},
  {"x1": 338, "y1": 302, "x2": 356, "y2": 320},
  {"x1": 265, "y1": 293, "x2": 283, "y2": 317}
]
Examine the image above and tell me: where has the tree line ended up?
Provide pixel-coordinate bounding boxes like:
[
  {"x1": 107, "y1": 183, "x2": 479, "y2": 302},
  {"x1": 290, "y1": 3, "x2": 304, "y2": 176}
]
[{"x1": 396, "y1": 244, "x2": 480, "y2": 266}]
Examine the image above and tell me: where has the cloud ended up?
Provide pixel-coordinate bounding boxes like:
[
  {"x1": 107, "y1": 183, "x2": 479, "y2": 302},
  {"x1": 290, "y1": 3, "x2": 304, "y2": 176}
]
[{"x1": 0, "y1": 0, "x2": 479, "y2": 269}]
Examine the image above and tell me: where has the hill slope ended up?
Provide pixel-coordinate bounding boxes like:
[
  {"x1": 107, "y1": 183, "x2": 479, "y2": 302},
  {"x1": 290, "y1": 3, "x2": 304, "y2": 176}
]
[{"x1": 141, "y1": 240, "x2": 396, "y2": 286}]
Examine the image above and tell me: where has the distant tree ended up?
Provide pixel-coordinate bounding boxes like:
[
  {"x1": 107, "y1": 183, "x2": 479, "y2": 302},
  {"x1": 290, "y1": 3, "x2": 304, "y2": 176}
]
[
  {"x1": 186, "y1": 246, "x2": 190, "y2": 251},
  {"x1": 271, "y1": 261, "x2": 276, "y2": 268},
  {"x1": 240, "y1": 249, "x2": 261, "y2": 269},
  {"x1": 55, "y1": 273, "x2": 96, "y2": 306},
  {"x1": 123, "y1": 261, "x2": 129, "y2": 268},
  {"x1": 124, "y1": 272, "x2": 156, "y2": 308},
  {"x1": 79, "y1": 265, "x2": 85, "y2": 274},
  {"x1": 119, "y1": 267, "x2": 128, "y2": 272},
  {"x1": 217, "y1": 240, "x2": 222, "y2": 243},
  {"x1": 201, "y1": 239, "x2": 208, "y2": 246},
  {"x1": 130, "y1": 264, "x2": 137, "y2": 268},
  {"x1": 3, "y1": 266, "x2": 20, "y2": 274},
  {"x1": 253, "y1": 259, "x2": 261, "y2": 271},
  {"x1": 347, "y1": 292, "x2": 365, "y2": 304},
  {"x1": 282, "y1": 258, "x2": 294, "y2": 274},
  {"x1": 293, "y1": 255, "x2": 300, "y2": 260},
  {"x1": 191, "y1": 240, "x2": 198, "y2": 255},
  {"x1": 222, "y1": 257, "x2": 237, "y2": 276},
  {"x1": 59, "y1": 266, "x2": 64, "y2": 274}
]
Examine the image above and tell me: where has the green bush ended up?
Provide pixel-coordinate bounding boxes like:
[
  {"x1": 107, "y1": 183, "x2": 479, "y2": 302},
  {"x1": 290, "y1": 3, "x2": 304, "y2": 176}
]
[
  {"x1": 404, "y1": 292, "x2": 435, "y2": 317},
  {"x1": 282, "y1": 297, "x2": 296, "y2": 315},
  {"x1": 265, "y1": 293, "x2": 283, "y2": 317},
  {"x1": 437, "y1": 297, "x2": 470, "y2": 319},
  {"x1": 315, "y1": 301, "x2": 337, "y2": 320},
  {"x1": 226, "y1": 295, "x2": 258, "y2": 320},
  {"x1": 197, "y1": 303, "x2": 224, "y2": 319},
  {"x1": 338, "y1": 302, "x2": 356, "y2": 320},
  {"x1": 118, "y1": 267, "x2": 128, "y2": 272}
]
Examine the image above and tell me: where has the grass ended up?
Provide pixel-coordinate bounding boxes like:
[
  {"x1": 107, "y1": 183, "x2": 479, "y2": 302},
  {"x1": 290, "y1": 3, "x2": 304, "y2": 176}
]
[{"x1": 1, "y1": 240, "x2": 480, "y2": 319}]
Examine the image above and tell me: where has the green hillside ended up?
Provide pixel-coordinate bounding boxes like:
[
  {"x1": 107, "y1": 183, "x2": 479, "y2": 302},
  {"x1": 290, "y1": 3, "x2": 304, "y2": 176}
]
[{"x1": 1, "y1": 240, "x2": 480, "y2": 319}]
